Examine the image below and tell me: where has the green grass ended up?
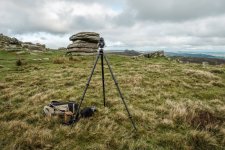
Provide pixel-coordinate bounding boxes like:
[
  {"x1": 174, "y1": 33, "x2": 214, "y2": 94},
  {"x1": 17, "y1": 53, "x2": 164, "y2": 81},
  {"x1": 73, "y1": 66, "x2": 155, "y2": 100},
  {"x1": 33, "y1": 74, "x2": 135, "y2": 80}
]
[{"x1": 0, "y1": 50, "x2": 225, "y2": 149}]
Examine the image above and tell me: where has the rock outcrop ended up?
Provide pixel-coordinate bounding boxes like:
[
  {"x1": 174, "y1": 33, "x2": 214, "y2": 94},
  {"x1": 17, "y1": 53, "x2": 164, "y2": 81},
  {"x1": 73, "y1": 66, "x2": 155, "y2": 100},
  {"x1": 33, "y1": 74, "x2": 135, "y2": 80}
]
[
  {"x1": 0, "y1": 33, "x2": 46, "y2": 51},
  {"x1": 67, "y1": 32, "x2": 100, "y2": 53},
  {"x1": 143, "y1": 51, "x2": 165, "y2": 58},
  {"x1": 58, "y1": 47, "x2": 67, "y2": 51},
  {"x1": 22, "y1": 42, "x2": 46, "y2": 51},
  {"x1": 0, "y1": 34, "x2": 23, "y2": 51}
]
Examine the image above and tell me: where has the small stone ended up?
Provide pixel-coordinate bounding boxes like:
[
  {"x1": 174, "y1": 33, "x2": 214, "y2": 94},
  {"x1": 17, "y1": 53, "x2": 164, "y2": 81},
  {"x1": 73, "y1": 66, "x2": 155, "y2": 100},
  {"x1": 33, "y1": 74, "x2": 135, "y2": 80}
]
[
  {"x1": 16, "y1": 51, "x2": 26, "y2": 55},
  {"x1": 43, "y1": 58, "x2": 49, "y2": 60}
]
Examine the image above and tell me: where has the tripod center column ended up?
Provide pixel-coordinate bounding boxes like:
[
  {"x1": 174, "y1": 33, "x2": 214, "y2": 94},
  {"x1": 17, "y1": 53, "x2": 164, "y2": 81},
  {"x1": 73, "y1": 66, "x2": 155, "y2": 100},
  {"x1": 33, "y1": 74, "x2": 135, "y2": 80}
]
[{"x1": 100, "y1": 48, "x2": 106, "y2": 107}]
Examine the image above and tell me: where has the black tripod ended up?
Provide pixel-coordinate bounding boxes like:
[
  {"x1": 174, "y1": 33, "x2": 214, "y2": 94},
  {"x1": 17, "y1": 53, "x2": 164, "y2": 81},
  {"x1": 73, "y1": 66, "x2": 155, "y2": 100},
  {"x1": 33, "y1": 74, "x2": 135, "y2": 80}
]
[{"x1": 73, "y1": 39, "x2": 137, "y2": 130}]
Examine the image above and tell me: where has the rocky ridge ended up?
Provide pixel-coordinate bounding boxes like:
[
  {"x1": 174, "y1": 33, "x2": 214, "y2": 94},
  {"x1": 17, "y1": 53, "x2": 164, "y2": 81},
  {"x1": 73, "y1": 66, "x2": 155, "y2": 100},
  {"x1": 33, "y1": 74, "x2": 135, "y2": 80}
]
[
  {"x1": 0, "y1": 33, "x2": 46, "y2": 51},
  {"x1": 143, "y1": 51, "x2": 165, "y2": 58}
]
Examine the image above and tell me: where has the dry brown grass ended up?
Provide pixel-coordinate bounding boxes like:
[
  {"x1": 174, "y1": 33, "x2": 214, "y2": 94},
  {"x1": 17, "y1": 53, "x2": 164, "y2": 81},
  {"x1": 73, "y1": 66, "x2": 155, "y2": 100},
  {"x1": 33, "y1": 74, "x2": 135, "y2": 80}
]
[
  {"x1": 165, "y1": 100, "x2": 224, "y2": 129},
  {"x1": 52, "y1": 56, "x2": 68, "y2": 64},
  {"x1": 184, "y1": 69, "x2": 220, "y2": 80}
]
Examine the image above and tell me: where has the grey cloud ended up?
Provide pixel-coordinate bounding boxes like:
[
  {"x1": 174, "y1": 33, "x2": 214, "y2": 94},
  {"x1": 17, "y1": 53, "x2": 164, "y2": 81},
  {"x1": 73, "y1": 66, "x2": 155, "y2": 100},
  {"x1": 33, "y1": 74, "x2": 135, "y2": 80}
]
[
  {"x1": 65, "y1": 0, "x2": 123, "y2": 6},
  {"x1": 69, "y1": 16, "x2": 105, "y2": 31},
  {"x1": 40, "y1": 37, "x2": 46, "y2": 40},
  {"x1": 0, "y1": 0, "x2": 115, "y2": 35},
  {"x1": 113, "y1": 10, "x2": 136, "y2": 26},
  {"x1": 0, "y1": 0, "x2": 67, "y2": 34},
  {"x1": 121, "y1": 0, "x2": 225, "y2": 22}
]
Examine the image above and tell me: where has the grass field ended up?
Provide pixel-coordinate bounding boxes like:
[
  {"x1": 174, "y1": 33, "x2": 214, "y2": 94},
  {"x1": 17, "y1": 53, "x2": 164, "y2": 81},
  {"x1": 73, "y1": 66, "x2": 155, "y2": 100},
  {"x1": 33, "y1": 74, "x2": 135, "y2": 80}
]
[{"x1": 0, "y1": 50, "x2": 225, "y2": 149}]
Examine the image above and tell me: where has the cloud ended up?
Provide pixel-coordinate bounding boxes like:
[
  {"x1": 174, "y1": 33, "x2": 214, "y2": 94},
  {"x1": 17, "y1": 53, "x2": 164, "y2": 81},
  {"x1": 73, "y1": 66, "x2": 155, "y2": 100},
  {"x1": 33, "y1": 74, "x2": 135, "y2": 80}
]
[
  {"x1": 0, "y1": 0, "x2": 119, "y2": 34},
  {"x1": 124, "y1": 0, "x2": 225, "y2": 22},
  {"x1": 0, "y1": 0, "x2": 225, "y2": 51}
]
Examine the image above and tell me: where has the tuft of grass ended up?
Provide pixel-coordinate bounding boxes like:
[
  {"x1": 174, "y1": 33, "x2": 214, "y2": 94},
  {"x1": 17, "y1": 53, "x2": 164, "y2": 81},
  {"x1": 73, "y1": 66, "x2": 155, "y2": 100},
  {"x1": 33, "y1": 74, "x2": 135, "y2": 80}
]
[
  {"x1": 210, "y1": 69, "x2": 224, "y2": 74},
  {"x1": 16, "y1": 59, "x2": 22, "y2": 66},
  {"x1": 52, "y1": 57, "x2": 68, "y2": 64},
  {"x1": 184, "y1": 69, "x2": 220, "y2": 80},
  {"x1": 166, "y1": 100, "x2": 224, "y2": 129},
  {"x1": 13, "y1": 127, "x2": 53, "y2": 149},
  {"x1": 188, "y1": 130, "x2": 219, "y2": 150}
]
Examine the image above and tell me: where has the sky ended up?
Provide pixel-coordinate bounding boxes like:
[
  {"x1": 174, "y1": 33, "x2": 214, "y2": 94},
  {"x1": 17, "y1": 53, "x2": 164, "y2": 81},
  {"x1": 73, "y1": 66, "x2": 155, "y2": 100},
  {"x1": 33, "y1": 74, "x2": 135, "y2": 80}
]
[{"x1": 0, "y1": 0, "x2": 225, "y2": 52}]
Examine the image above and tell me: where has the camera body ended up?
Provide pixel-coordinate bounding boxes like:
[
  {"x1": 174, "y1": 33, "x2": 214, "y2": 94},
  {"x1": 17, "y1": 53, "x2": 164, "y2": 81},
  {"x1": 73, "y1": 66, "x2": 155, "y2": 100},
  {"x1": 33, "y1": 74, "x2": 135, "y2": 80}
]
[{"x1": 99, "y1": 37, "x2": 105, "y2": 48}]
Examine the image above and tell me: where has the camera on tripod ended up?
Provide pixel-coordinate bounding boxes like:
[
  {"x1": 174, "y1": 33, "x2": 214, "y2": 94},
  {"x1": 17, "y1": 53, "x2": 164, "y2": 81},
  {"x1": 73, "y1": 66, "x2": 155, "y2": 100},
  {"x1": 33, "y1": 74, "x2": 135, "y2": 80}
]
[
  {"x1": 73, "y1": 36, "x2": 137, "y2": 130},
  {"x1": 98, "y1": 37, "x2": 105, "y2": 49}
]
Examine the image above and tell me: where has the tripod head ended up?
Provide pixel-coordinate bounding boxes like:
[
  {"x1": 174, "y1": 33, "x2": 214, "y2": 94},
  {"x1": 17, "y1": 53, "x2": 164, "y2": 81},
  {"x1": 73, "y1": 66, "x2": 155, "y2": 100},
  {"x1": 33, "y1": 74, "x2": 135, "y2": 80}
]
[{"x1": 98, "y1": 37, "x2": 105, "y2": 49}]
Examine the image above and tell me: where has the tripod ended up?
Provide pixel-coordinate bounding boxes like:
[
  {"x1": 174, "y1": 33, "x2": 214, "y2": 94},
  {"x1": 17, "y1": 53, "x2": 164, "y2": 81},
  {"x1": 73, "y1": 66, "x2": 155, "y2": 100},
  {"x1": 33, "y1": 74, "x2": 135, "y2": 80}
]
[{"x1": 73, "y1": 48, "x2": 137, "y2": 131}]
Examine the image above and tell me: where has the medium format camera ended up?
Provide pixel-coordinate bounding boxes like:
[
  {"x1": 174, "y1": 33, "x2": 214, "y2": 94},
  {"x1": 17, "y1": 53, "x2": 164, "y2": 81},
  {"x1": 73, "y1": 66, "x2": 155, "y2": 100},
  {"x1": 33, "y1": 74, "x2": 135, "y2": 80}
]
[{"x1": 99, "y1": 37, "x2": 105, "y2": 48}]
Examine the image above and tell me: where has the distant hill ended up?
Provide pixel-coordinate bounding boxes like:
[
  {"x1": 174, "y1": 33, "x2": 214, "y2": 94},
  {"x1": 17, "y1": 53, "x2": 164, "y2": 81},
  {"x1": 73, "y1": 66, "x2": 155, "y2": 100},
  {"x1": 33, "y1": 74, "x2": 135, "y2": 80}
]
[
  {"x1": 165, "y1": 52, "x2": 225, "y2": 59},
  {"x1": 173, "y1": 56, "x2": 225, "y2": 65},
  {"x1": 107, "y1": 50, "x2": 225, "y2": 65},
  {"x1": 165, "y1": 52, "x2": 225, "y2": 65},
  {"x1": 108, "y1": 50, "x2": 225, "y2": 59}
]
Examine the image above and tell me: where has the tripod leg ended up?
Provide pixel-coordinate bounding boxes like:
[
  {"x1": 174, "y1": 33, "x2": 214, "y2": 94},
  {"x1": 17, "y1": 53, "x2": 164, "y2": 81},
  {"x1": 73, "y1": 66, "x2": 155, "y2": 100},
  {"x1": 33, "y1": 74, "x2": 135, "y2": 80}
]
[
  {"x1": 103, "y1": 54, "x2": 137, "y2": 131},
  {"x1": 100, "y1": 50, "x2": 106, "y2": 106},
  {"x1": 74, "y1": 53, "x2": 100, "y2": 121}
]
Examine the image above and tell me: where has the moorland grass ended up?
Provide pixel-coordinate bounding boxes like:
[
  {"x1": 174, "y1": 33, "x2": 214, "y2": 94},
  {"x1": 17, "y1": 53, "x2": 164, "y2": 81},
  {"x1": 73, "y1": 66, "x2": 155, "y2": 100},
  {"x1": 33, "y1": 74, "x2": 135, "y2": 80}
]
[{"x1": 0, "y1": 50, "x2": 225, "y2": 149}]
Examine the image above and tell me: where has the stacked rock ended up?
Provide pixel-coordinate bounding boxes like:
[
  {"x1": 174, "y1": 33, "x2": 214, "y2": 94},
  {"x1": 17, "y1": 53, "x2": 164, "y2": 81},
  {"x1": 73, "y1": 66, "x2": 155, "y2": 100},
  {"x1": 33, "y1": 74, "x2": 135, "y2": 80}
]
[{"x1": 67, "y1": 32, "x2": 100, "y2": 53}]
